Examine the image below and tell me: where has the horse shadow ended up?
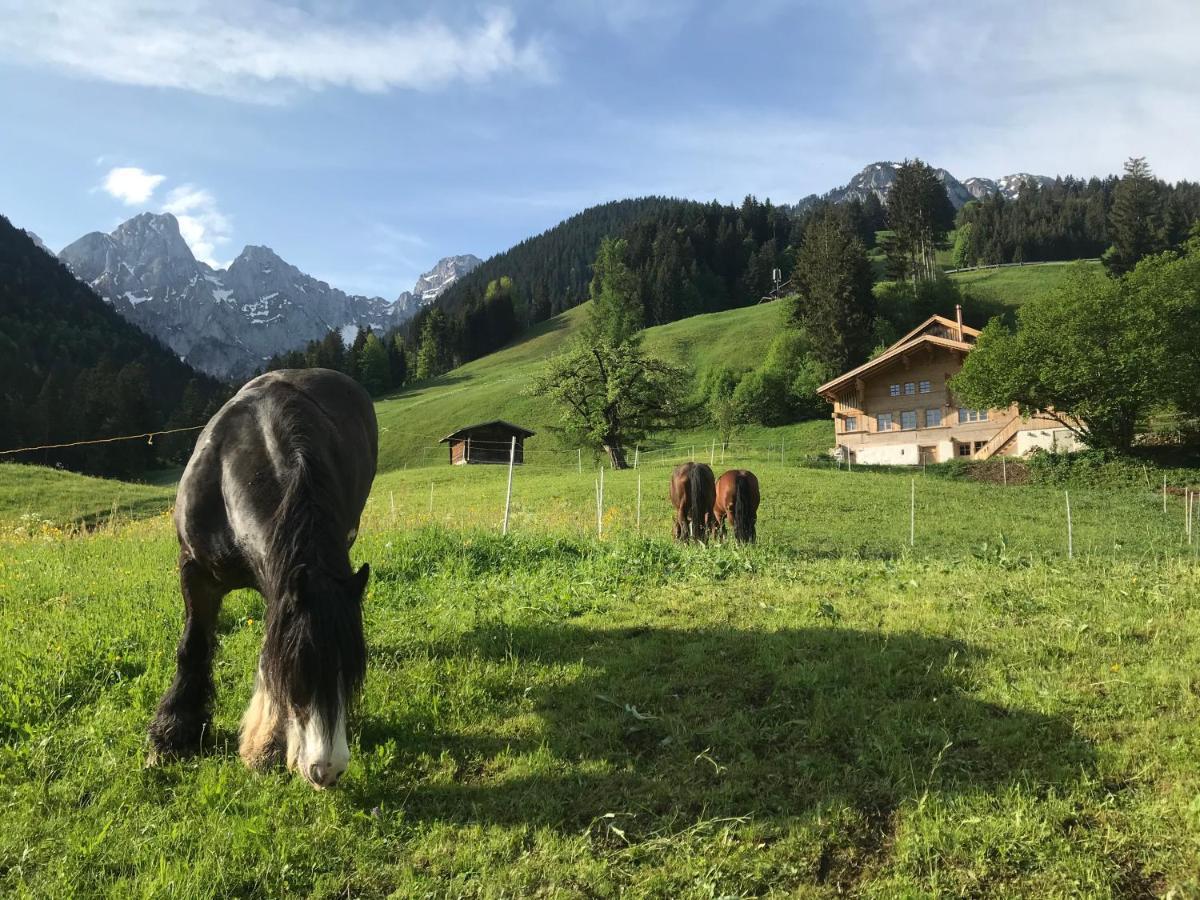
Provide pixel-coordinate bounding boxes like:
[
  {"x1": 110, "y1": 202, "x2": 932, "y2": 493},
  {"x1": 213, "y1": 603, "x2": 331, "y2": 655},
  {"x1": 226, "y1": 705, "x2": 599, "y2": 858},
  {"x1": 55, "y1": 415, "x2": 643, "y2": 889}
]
[{"x1": 349, "y1": 623, "x2": 1093, "y2": 838}]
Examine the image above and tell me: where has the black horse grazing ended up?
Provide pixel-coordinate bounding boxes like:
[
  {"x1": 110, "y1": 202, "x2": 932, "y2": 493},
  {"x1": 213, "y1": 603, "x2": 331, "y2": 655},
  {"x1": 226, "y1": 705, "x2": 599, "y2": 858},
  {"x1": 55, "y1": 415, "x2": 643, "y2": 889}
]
[
  {"x1": 148, "y1": 368, "x2": 378, "y2": 789},
  {"x1": 669, "y1": 462, "x2": 716, "y2": 542}
]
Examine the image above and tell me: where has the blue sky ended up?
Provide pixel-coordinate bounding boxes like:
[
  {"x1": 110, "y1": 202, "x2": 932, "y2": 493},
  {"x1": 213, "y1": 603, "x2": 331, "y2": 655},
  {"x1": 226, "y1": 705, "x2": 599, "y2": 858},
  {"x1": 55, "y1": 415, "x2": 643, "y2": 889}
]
[{"x1": 1, "y1": 0, "x2": 1197, "y2": 298}]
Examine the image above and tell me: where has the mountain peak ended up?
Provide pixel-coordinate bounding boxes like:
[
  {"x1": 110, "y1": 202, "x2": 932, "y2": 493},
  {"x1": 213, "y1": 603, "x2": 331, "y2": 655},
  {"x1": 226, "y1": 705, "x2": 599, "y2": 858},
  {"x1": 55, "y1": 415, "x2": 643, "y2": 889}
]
[
  {"x1": 394, "y1": 253, "x2": 482, "y2": 312},
  {"x1": 797, "y1": 161, "x2": 1053, "y2": 211}
]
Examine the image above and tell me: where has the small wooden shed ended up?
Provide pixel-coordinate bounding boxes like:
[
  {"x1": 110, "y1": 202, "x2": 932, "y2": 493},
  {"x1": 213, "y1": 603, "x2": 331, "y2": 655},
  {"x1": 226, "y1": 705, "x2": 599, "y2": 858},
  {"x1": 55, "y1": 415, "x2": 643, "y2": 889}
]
[{"x1": 439, "y1": 420, "x2": 536, "y2": 465}]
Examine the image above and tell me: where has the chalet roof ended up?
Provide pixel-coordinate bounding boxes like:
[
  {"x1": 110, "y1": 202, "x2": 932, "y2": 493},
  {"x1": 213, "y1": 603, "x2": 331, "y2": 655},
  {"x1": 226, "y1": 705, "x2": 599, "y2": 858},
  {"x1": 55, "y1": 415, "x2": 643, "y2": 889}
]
[
  {"x1": 816, "y1": 313, "x2": 977, "y2": 399},
  {"x1": 439, "y1": 420, "x2": 536, "y2": 443}
]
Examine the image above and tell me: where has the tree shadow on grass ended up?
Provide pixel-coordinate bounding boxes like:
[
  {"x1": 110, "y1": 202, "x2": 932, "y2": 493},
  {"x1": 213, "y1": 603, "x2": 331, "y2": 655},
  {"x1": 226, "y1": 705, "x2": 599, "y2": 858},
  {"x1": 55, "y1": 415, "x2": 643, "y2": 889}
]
[{"x1": 351, "y1": 624, "x2": 1093, "y2": 843}]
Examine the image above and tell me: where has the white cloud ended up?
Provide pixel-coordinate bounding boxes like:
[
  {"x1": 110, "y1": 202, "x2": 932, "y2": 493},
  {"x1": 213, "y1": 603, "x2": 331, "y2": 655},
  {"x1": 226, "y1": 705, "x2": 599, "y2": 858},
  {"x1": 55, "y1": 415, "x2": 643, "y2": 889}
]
[
  {"x1": 101, "y1": 166, "x2": 166, "y2": 205},
  {"x1": 0, "y1": 1, "x2": 550, "y2": 101},
  {"x1": 161, "y1": 185, "x2": 232, "y2": 268}
]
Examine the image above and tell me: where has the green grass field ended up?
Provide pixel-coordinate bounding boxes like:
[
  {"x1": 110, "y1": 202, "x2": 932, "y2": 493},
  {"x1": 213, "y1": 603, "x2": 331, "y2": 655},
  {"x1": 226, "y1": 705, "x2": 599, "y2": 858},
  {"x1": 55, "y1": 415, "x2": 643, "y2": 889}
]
[
  {"x1": 2, "y1": 455, "x2": 1199, "y2": 896},
  {"x1": 373, "y1": 301, "x2": 792, "y2": 471},
  {"x1": 949, "y1": 261, "x2": 1101, "y2": 313}
]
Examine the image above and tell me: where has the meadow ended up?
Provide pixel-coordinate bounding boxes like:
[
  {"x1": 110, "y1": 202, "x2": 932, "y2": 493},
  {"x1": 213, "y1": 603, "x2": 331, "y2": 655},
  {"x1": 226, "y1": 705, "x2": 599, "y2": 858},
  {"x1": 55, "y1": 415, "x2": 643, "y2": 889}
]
[{"x1": 2, "y1": 454, "x2": 1199, "y2": 897}]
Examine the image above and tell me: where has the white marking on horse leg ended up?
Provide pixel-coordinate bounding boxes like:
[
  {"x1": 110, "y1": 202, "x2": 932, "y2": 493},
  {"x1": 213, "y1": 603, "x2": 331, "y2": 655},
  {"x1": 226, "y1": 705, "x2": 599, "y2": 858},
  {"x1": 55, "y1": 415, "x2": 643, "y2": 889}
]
[
  {"x1": 287, "y1": 700, "x2": 349, "y2": 790},
  {"x1": 239, "y1": 666, "x2": 283, "y2": 769}
]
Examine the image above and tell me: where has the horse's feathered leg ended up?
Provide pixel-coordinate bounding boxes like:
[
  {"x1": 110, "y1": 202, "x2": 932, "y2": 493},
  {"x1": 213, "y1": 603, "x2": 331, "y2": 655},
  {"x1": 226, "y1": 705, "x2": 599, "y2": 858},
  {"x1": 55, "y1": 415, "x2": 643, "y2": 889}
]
[
  {"x1": 239, "y1": 662, "x2": 285, "y2": 769},
  {"x1": 147, "y1": 555, "x2": 226, "y2": 763}
]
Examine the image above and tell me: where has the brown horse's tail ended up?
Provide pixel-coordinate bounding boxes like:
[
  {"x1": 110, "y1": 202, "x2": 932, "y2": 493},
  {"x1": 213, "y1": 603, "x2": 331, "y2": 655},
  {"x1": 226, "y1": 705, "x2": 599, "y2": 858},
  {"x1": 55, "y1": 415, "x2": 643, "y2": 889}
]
[
  {"x1": 733, "y1": 474, "x2": 755, "y2": 543},
  {"x1": 687, "y1": 464, "x2": 707, "y2": 539}
]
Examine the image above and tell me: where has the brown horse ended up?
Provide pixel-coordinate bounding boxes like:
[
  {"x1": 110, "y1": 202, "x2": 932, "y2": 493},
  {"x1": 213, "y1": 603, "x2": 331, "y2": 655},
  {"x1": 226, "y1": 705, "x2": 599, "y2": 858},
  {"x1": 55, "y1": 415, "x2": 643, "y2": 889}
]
[
  {"x1": 713, "y1": 469, "x2": 760, "y2": 543},
  {"x1": 669, "y1": 462, "x2": 716, "y2": 541}
]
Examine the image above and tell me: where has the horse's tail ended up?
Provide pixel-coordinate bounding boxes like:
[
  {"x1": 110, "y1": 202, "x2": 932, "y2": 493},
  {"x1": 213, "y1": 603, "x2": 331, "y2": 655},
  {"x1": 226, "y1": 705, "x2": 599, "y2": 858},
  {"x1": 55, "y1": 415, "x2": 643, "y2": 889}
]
[
  {"x1": 688, "y1": 464, "x2": 707, "y2": 539},
  {"x1": 733, "y1": 474, "x2": 755, "y2": 543}
]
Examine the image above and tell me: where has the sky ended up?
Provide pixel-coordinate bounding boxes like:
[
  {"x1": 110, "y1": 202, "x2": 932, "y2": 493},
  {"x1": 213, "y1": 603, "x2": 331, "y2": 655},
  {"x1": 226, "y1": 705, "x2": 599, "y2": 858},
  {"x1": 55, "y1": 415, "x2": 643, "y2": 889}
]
[{"x1": 1, "y1": 0, "x2": 1197, "y2": 298}]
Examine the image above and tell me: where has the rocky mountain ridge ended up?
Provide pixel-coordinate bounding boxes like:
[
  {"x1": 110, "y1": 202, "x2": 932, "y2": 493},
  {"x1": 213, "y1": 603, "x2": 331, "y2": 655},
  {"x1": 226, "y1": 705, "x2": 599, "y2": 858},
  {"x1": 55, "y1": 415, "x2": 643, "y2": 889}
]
[
  {"x1": 58, "y1": 213, "x2": 475, "y2": 380},
  {"x1": 393, "y1": 253, "x2": 482, "y2": 318},
  {"x1": 796, "y1": 162, "x2": 1056, "y2": 212}
]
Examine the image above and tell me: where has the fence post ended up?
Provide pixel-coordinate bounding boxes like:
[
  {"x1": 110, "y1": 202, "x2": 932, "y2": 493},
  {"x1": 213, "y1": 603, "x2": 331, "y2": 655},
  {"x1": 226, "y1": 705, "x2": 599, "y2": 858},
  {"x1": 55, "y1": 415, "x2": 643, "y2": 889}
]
[
  {"x1": 502, "y1": 436, "x2": 516, "y2": 535},
  {"x1": 1002, "y1": 456, "x2": 1007, "y2": 487},
  {"x1": 720, "y1": 441, "x2": 726, "y2": 464},
  {"x1": 389, "y1": 491, "x2": 396, "y2": 525},
  {"x1": 1065, "y1": 490, "x2": 1073, "y2": 559},
  {"x1": 634, "y1": 445, "x2": 639, "y2": 469},
  {"x1": 578, "y1": 448, "x2": 582, "y2": 474},
  {"x1": 709, "y1": 440, "x2": 715, "y2": 466},
  {"x1": 910, "y1": 478, "x2": 915, "y2": 547},
  {"x1": 597, "y1": 466, "x2": 605, "y2": 539},
  {"x1": 637, "y1": 473, "x2": 642, "y2": 534}
]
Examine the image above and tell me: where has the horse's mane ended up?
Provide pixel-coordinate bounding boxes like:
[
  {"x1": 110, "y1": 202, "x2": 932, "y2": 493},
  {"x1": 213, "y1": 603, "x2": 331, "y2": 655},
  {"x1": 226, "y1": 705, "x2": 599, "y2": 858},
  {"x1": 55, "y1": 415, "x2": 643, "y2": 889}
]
[{"x1": 259, "y1": 392, "x2": 367, "y2": 728}]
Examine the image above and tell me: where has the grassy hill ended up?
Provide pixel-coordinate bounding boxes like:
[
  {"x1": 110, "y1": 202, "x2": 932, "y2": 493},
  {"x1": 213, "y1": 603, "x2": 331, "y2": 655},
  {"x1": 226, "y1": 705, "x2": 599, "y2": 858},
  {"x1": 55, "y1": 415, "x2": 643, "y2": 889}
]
[
  {"x1": 374, "y1": 301, "x2": 822, "y2": 471},
  {"x1": 950, "y1": 260, "x2": 1101, "y2": 312},
  {"x1": 0, "y1": 463, "x2": 174, "y2": 529}
]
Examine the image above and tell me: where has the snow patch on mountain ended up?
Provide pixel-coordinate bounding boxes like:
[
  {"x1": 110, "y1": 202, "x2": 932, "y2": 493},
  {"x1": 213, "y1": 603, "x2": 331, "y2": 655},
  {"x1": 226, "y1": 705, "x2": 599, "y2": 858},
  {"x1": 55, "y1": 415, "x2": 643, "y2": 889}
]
[
  {"x1": 59, "y1": 212, "x2": 407, "y2": 380},
  {"x1": 393, "y1": 253, "x2": 482, "y2": 317},
  {"x1": 795, "y1": 162, "x2": 1056, "y2": 212}
]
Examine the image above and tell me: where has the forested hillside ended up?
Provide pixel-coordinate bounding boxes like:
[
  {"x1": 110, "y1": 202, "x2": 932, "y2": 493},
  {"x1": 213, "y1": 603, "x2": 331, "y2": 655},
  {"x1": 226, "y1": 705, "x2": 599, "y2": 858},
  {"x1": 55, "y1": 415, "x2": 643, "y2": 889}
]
[
  {"x1": 954, "y1": 163, "x2": 1200, "y2": 268},
  {"x1": 430, "y1": 197, "x2": 691, "y2": 323},
  {"x1": 402, "y1": 195, "x2": 800, "y2": 377},
  {"x1": 0, "y1": 216, "x2": 226, "y2": 477}
]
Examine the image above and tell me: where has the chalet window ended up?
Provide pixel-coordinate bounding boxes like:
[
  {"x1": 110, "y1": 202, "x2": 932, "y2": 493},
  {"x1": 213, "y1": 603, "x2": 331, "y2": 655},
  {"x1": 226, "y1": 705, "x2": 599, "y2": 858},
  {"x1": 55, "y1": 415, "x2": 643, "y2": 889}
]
[
  {"x1": 901, "y1": 410, "x2": 917, "y2": 430},
  {"x1": 889, "y1": 384, "x2": 900, "y2": 397},
  {"x1": 904, "y1": 382, "x2": 915, "y2": 395},
  {"x1": 876, "y1": 413, "x2": 893, "y2": 431},
  {"x1": 957, "y1": 443, "x2": 972, "y2": 457},
  {"x1": 925, "y1": 408, "x2": 942, "y2": 427},
  {"x1": 844, "y1": 416, "x2": 858, "y2": 432},
  {"x1": 958, "y1": 408, "x2": 989, "y2": 423},
  {"x1": 919, "y1": 380, "x2": 932, "y2": 393}
]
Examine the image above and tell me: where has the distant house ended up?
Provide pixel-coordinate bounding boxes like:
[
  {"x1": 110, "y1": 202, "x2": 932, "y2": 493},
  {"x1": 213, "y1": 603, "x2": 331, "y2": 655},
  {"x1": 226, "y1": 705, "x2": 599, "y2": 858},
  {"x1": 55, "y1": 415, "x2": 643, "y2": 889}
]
[
  {"x1": 439, "y1": 420, "x2": 536, "y2": 465},
  {"x1": 816, "y1": 306, "x2": 1081, "y2": 466}
]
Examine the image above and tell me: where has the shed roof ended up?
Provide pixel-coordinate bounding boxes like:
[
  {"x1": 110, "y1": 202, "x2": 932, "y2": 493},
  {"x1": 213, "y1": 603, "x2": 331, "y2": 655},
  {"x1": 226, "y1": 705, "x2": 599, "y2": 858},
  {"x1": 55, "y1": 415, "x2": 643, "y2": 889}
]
[{"x1": 439, "y1": 420, "x2": 537, "y2": 443}]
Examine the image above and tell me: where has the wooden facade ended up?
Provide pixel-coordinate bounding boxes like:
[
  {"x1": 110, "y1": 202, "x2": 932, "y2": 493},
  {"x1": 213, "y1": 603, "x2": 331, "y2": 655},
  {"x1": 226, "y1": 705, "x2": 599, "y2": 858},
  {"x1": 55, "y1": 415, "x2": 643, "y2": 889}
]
[
  {"x1": 439, "y1": 421, "x2": 535, "y2": 466},
  {"x1": 817, "y1": 307, "x2": 1080, "y2": 465}
]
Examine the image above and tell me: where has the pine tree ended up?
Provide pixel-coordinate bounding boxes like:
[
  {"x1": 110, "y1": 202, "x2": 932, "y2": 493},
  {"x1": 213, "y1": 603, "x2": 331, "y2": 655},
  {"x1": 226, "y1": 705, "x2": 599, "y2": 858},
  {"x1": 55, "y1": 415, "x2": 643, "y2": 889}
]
[
  {"x1": 415, "y1": 309, "x2": 451, "y2": 380},
  {"x1": 585, "y1": 237, "x2": 642, "y2": 345},
  {"x1": 787, "y1": 209, "x2": 876, "y2": 374},
  {"x1": 1105, "y1": 157, "x2": 1167, "y2": 276},
  {"x1": 388, "y1": 335, "x2": 408, "y2": 387},
  {"x1": 886, "y1": 159, "x2": 955, "y2": 283}
]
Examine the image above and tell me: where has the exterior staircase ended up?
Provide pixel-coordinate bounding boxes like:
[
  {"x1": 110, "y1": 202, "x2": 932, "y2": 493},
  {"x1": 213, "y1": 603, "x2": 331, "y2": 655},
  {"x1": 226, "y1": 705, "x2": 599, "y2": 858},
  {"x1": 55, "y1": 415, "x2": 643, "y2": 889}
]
[{"x1": 974, "y1": 416, "x2": 1021, "y2": 461}]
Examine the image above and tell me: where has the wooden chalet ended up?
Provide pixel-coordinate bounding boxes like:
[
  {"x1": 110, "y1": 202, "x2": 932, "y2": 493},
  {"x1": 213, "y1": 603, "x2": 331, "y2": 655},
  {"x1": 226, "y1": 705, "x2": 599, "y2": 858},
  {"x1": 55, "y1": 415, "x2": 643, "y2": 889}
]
[
  {"x1": 817, "y1": 306, "x2": 1080, "y2": 465},
  {"x1": 439, "y1": 420, "x2": 535, "y2": 465}
]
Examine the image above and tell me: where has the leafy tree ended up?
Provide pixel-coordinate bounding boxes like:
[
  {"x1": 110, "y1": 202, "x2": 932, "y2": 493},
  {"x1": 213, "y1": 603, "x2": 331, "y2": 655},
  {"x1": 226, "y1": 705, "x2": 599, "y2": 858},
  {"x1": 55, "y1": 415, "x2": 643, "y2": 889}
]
[
  {"x1": 787, "y1": 210, "x2": 876, "y2": 373},
  {"x1": 529, "y1": 339, "x2": 690, "y2": 469},
  {"x1": 951, "y1": 254, "x2": 1200, "y2": 451},
  {"x1": 886, "y1": 159, "x2": 955, "y2": 283},
  {"x1": 357, "y1": 331, "x2": 391, "y2": 396},
  {"x1": 1104, "y1": 157, "x2": 1167, "y2": 276},
  {"x1": 698, "y1": 366, "x2": 743, "y2": 442}
]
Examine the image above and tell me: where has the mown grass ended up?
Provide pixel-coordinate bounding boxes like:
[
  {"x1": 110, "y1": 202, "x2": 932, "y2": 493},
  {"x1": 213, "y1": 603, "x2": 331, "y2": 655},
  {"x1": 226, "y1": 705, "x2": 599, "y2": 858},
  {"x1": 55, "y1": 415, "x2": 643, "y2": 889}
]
[{"x1": 2, "y1": 456, "x2": 1199, "y2": 896}]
